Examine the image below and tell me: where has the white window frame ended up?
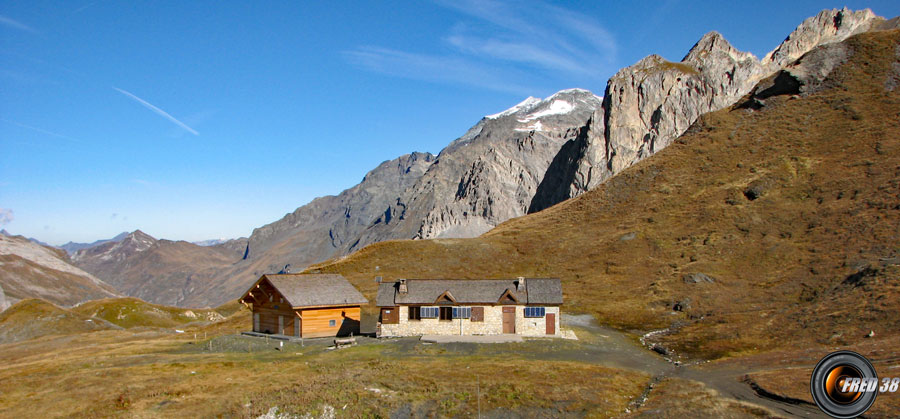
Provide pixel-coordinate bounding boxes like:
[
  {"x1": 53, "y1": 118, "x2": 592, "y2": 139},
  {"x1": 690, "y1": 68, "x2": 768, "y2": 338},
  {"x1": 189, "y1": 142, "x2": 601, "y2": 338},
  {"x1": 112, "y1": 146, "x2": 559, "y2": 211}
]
[
  {"x1": 524, "y1": 307, "x2": 546, "y2": 318},
  {"x1": 420, "y1": 307, "x2": 439, "y2": 318},
  {"x1": 452, "y1": 307, "x2": 472, "y2": 319}
]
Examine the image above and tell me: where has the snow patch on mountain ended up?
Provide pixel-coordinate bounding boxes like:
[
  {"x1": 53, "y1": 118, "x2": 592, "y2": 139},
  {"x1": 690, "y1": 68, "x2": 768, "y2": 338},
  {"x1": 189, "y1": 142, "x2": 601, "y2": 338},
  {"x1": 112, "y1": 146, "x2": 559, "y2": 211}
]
[
  {"x1": 519, "y1": 100, "x2": 575, "y2": 121},
  {"x1": 514, "y1": 120, "x2": 543, "y2": 132},
  {"x1": 485, "y1": 97, "x2": 542, "y2": 119}
]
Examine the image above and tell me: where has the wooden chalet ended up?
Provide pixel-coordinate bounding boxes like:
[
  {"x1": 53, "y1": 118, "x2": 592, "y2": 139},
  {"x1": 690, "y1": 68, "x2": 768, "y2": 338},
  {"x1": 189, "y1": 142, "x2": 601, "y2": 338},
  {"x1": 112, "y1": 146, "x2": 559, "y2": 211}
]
[{"x1": 238, "y1": 273, "x2": 368, "y2": 338}]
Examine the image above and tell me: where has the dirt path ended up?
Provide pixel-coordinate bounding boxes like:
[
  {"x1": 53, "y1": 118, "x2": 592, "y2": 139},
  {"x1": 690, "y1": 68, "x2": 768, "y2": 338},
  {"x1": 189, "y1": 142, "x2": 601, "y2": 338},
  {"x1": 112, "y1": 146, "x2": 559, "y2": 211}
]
[{"x1": 562, "y1": 315, "x2": 828, "y2": 418}]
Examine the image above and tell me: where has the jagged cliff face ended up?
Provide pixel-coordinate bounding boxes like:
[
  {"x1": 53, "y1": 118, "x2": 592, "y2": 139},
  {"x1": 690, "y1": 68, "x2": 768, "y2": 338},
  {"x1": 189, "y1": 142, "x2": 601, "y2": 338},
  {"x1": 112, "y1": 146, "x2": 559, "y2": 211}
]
[
  {"x1": 241, "y1": 151, "x2": 436, "y2": 261},
  {"x1": 543, "y1": 7, "x2": 888, "y2": 205},
  {"x1": 355, "y1": 89, "x2": 602, "y2": 244},
  {"x1": 762, "y1": 8, "x2": 881, "y2": 71}
]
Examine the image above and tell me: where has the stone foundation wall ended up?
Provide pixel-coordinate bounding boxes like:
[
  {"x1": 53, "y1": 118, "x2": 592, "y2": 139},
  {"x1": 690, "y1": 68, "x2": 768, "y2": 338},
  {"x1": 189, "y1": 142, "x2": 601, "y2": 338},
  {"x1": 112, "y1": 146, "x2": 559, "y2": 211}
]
[{"x1": 379, "y1": 305, "x2": 560, "y2": 337}]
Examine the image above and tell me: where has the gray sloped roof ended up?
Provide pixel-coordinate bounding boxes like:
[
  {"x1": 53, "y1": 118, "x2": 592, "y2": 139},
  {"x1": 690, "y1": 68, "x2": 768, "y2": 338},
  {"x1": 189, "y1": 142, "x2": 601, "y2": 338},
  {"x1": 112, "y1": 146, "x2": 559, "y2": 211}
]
[
  {"x1": 525, "y1": 278, "x2": 564, "y2": 304},
  {"x1": 376, "y1": 281, "x2": 397, "y2": 307},
  {"x1": 262, "y1": 274, "x2": 368, "y2": 307},
  {"x1": 375, "y1": 278, "x2": 562, "y2": 306}
]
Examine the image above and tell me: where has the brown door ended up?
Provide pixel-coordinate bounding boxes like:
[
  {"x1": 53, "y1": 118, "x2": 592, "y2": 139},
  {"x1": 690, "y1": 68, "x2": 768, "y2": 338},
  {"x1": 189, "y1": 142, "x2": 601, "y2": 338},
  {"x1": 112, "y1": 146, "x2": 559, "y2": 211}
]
[
  {"x1": 502, "y1": 306, "x2": 516, "y2": 334},
  {"x1": 381, "y1": 307, "x2": 399, "y2": 324},
  {"x1": 546, "y1": 313, "x2": 555, "y2": 335}
]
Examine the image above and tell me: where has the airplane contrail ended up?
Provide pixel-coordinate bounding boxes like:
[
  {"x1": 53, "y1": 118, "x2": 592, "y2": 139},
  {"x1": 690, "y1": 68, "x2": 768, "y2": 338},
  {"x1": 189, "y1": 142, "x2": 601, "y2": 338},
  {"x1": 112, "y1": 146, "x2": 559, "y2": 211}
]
[{"x1": 113, "y1": 87, "x2": 199, "y2": 136}]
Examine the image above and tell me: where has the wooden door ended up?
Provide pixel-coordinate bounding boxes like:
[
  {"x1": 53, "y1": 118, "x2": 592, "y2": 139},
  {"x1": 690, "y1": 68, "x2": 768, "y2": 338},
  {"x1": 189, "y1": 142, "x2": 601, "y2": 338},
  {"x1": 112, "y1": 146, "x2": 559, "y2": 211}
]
[
  {"x1": 546, "y1": 313, "x2": 555, "y2": 335},
  {"x1": 253, "y1": 313, "x2": 260, "y2": 332},
  {"x1": 381, "y1": 307, "x2": 399, "y2": 324},
  {"x1": 283, "y1": 316, "x2": 294, "y2": 336},
  {"x1": 502, "y1": 306, "x2": 516, "y2": 334},
  {"x1": 278, "y1": 315, "x2": 284, "y2": 335}
]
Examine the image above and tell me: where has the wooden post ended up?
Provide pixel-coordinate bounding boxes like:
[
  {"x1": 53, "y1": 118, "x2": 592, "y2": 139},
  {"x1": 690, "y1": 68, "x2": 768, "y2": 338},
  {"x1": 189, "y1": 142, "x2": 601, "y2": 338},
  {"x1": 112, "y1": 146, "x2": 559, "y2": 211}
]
[{"x1": 477, "y1": 375, "x2": 481, "y2": 419}]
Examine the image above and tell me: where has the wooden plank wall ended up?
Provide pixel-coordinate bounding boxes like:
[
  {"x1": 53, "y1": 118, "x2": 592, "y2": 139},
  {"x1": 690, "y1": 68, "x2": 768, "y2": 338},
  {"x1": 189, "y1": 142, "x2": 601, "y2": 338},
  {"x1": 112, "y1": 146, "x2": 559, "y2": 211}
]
[{"x1": 300, "y1": 306, "x2": 361, "y2": 338}]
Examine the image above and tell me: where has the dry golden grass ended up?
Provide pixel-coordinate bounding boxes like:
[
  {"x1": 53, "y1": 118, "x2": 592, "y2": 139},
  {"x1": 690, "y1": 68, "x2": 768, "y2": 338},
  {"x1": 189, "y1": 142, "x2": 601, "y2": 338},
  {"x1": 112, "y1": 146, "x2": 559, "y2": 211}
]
[
  {"x1": 627, "y1": 378, "x2": 776, "y2": 418},
  {"x1": 310, "y1": 30, "x2": 900, "y2": 360},
  {"x1": 0, "y1": 324, "x2": 648, "y2": 417},
  {"x1": 735, "y1": 332, "x2": 900, "y2": 418},
  {"x1": 0, "y1": 299, "x2": 113, "y2": 343},
  {"x1": 72, "y1": 297, "x2": 225, "y2": 329}
]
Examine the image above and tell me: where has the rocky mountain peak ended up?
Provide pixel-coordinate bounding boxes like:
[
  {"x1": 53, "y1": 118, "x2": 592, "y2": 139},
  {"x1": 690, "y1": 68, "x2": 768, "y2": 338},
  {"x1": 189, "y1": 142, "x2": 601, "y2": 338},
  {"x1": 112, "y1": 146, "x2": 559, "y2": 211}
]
[
  {"x1": 126, "y1": 230, "x2": 156, "y2": 250},
  {"x1": 485, "y1": 96, "x2": 542, "y2": 119},
  {"x1": 683, "y1": 31, "x2": 756, "y2": 64},
  {"x1": 484, "y1": 89, "x2": 599, "y2": 123},
  {"x1": 763, "y1": 8, "x2": 879, "y2": 70}
]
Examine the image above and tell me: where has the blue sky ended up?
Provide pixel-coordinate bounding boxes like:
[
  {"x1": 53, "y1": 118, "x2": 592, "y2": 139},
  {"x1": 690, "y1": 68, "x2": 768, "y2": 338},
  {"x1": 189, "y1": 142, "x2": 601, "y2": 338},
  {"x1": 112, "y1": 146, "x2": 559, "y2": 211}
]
[{"x1": 2, "y1": 1, "x2": 899, "y2": 245}]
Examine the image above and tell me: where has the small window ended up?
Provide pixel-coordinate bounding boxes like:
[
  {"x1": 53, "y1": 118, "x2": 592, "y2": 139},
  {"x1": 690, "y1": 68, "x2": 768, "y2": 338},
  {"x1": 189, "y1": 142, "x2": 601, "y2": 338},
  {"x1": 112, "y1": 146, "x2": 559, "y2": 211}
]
[
  {"x1": 409, "y1": 306, "x2": 422, "y2": 321},
  {"x1": 329, "y1": 319, "x2": 336, "y2": 327},
  {"x1": 524, "y1": 307, "x2": 546, "y2": 318},
  {"x1": 420, "y1": 307, "x2": 439, "y2": 318},
  {"x1": 452, "y1": 307, "x2": 472, "y2": 319},
  {"x1": 439, "y1": 306, "x2": 452, "y2": 321}
]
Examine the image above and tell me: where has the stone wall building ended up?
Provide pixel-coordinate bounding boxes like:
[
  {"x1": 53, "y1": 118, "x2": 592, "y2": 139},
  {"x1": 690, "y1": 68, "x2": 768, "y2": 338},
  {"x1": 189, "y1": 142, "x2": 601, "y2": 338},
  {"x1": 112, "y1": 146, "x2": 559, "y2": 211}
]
[{"x1": 375, "y1": 278, "x2": 562, "y2": 337}]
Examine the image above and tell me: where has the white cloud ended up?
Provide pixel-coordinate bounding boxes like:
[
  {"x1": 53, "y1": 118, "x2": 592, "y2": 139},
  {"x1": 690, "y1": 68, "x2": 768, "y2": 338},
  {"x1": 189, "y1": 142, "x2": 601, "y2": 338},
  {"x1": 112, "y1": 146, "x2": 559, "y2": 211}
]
[
  {"x1": 0, "y1": 208, "x2": 14, "y2": 226},
  {"x1": 343, "y1": 0, "x2": 616, "y2": 93},
  {"x1": 0, "y1": 15, "x2": 36, "y2": 33},
  {"x1": 114, "y1": 87, "x2": 199, "y2": 136},
  {"x1": 1, "y1": 118, "x2": 80, "y2": 142},
  {"x1": 343, "y1": 47, "x2": 533, "y2": 95}
]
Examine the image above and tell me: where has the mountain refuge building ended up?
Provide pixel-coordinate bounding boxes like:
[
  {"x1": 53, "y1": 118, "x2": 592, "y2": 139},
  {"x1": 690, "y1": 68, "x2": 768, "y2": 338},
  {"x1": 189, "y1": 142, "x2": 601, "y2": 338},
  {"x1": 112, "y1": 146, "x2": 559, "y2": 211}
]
[
  {"x1": 375, "y1": 278, "x2": 562, "y2": 337},
  {"x1": 238, "y1": 273, "x2": 367, "y2": 338}
]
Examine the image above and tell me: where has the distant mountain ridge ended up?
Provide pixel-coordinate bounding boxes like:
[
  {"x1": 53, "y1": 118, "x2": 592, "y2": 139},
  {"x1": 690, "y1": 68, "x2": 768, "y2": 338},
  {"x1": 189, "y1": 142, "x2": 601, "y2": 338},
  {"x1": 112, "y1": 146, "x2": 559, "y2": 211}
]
[
  {"x1": 60, "y1": 232, "x2": 130, "y2": 254},
  {"x1": 71, "y1": 230, "x2": 235, "y2": 306},
  {"x1": 0, "y1": 233, "x2": 120, "y2": 308}
]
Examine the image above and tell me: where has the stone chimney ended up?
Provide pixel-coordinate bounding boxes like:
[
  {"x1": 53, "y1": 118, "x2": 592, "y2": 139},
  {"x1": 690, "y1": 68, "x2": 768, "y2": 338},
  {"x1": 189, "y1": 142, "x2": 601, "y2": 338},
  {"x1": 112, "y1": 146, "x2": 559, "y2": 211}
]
[
  {"x1": 516, "y1": 277, "x2": 525, "y2": 292},
  {"x1": 398, "y1": 279, "x2": 408, "y2": 294}
]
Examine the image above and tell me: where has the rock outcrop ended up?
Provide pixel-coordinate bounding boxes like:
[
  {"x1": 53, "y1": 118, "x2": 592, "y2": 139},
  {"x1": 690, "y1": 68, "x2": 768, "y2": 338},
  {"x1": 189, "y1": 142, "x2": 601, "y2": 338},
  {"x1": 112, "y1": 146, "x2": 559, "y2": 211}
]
[
  {"x1": 0, "y1": 284, "x2": 9, "y2": 312},
  {"x1": 541, "y1": 8, "x2": 889, "y2": 207}
]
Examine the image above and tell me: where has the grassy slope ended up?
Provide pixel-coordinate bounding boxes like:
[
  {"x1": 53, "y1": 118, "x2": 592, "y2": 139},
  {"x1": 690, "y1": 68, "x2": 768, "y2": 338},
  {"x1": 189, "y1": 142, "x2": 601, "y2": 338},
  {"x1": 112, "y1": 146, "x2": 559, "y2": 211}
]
[
  {"x1": 72, "y1": 297, "x2": 225, "y2": 329},
  {"x1": 0, "y1": 299, "x2": 113, "y2": 343},
  {"x1": 0, "y1": 321, "x2": 649, "y2": 417},
  {"x1": 309, "y1": 30, "x2": 900, "y2": 359}
]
